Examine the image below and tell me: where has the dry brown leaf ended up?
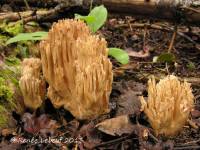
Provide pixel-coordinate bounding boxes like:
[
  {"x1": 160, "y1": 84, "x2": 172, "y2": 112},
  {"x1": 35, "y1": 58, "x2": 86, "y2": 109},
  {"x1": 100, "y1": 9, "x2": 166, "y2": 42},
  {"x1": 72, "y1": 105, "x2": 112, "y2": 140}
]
[
  {"x1": 191, "y1": 109, "x2": 200, "y2": 118},
  {"x1": 0, "y1": 141, "x2": 20, "y2": 150},
  {"x1": 116, "y1": 89, "x2": 142, "y2": 116},
  {"x1": 1, "y1": 128, "x2": 16, "y2": 136},
  {"x1": 96, "y1": 115, "x2": 135, "y2": 136},
  {"x1": 22, "y1": 113, "x2": 59, "y2": 136},
  {"x1": 77, "y1": 122, "x2": 101, "y2": 149},
  {"x1": 113, "y1": 80, "x2": 145, "y2": 116},
  {"x1": 126, "y1": 47, "x2": 150, "y2": 58}
]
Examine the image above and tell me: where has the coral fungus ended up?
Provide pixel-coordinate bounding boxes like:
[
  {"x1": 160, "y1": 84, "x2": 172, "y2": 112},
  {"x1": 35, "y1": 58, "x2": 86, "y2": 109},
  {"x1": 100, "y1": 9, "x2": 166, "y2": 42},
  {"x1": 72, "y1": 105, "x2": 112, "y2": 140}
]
[
  {"x1": 140, "y1": 75, "x2": 194, "y2": 136},
  {"x1": 39, "y1": 19, "x2": 113, "y2": 119}
]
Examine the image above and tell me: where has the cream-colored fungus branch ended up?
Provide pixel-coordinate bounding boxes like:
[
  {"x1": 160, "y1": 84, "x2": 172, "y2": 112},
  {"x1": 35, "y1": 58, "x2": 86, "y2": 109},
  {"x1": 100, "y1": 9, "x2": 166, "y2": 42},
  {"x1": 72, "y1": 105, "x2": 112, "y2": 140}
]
[
  {"x1": 19, "y1": 58, "x2": 46, "y2": 110},
  {"x1": 140, "y1": 75, "x2": 194, "y2": 136},
  {"x1": 39, "y1": 19, "x2": 113, "y2": 119}
]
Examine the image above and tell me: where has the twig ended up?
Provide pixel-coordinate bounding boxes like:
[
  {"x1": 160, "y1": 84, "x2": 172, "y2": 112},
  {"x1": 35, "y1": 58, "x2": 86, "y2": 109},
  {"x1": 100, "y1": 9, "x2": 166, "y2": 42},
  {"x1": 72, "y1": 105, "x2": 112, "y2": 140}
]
[
  {"x1": 143, "y1": 22, "x2": 148, "y2": 51},
  {"x1": 148, "y1": 132, "x2": 159, "y2": 143},
  {"x1": 114, "y1": 23, "x2": 197, "y2": 45},
  {"x1": 23, "y1": 0, "x2": 30, "y2": 10},
  {"x1": 0, "y1": 2, "x2": 81, "y2": 23},
  {"x1": 90, "y1": 0, "x2": 93, "y2": 11},
  {"x1": 182, "y1": 77, "x2": 200, "y2": 85},
  {"x1": 174, "y1": 145, "x2": 200, "y2": 150},
  {"x1": 181, "y1": 6, "x2": 200, "y2": 14},
  {"x1": 94, "y1": 135, "x2": 133, "y2": 148},
  {"x1": 177, "y1": 139, "x2": 200, "y2": 146},
  {"x1": 165, "y1": 63, "x2": 170, "y2": 75},
  {"x1": 168, "y1": 25, "x2": 177, "y2": 53},
  {"x1": 161, "y1": 24, "x2": 197, "y2": 45}
]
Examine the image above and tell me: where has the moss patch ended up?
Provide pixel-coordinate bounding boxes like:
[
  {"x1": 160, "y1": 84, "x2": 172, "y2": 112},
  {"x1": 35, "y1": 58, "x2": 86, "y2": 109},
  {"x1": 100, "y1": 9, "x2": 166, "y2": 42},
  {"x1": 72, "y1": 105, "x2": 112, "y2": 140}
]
[
  {"x1": 0, "y1": 21, "x2": 23, "y2": 36},
  {"x1": 0, "y1": 77, "x2": 16, "y2": 128}
]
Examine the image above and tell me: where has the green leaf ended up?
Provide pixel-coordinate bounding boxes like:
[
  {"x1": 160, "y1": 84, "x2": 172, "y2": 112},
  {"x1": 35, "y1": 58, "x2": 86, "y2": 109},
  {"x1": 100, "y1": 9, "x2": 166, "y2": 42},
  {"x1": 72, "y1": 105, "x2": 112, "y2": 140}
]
[
  {"x1": 6, "y1": 31, "x2": 48, "y2": 45},
  {"x1": 156, "y1": 53, "x2": 175, "y2": 63},
  {"x1": 108, "y1": 48, "x2": 129, "y2": 64},
  {"x1": 75, "y1": 14, "x2": 96, "y2": 23},
  {"x1": 75, "y1": 5, "x2": 107, "y2": 33},
  {"x1": 88, "y1": 5, "x2": 107, "y2": 32}
]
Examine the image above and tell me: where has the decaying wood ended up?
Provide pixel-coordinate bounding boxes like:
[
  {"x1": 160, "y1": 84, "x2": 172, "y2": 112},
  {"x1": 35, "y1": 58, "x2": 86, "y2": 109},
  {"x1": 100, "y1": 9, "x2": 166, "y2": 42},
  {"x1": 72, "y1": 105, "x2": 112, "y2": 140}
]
[
  {"x1": 0, "y1": 0, "x2": 199, "y2": 24},
  {"x1": 99, "y1": 0, "x2": 200, "y2": 24},
  {"x1": 0, "y1": 0, "x2": 67, "y2": 7},
  {"x1": 0, "y1": 3, "x2": 77, "y2": 23},
  {"x1": 0, "y1": 10, "x2": 48, "y2": 22}
]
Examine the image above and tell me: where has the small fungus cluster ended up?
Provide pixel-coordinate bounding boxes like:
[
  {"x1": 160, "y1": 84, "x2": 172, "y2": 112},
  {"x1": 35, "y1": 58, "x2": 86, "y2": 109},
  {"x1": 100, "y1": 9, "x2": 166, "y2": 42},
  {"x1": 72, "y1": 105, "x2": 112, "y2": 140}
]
[
  {"x1": 140, "y1": 75, "x2": 194, "y2": 136},
  {"x1": 19, "y1": 58, "x2": 46, "y2": 110}
]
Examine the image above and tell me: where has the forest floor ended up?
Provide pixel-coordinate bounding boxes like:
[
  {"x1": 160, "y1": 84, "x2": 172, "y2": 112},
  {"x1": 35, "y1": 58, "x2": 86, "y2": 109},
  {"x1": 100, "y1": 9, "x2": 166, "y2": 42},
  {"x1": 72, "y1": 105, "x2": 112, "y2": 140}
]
[{"x1": 0, "y1": 2, "x2": 200, "y2": 150}]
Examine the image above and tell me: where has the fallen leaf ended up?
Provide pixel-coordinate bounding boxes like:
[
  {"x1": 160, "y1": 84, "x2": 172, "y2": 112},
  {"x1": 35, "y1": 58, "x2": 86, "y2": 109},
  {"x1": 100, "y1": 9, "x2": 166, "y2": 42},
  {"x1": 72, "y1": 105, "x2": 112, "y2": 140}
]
[
  {"x1": 113, "y1": 62, "x2": 140, "y2": 77},
  {"x1": 116, "y1": 89, "x2": 141, "y2": 116},
  {"x1": 22, "y1": 113, "x2": 59, "y2": 136},
  {"x1": 77, "y1": 122, "x2": 101, "y2": 149},
  {"x1": 1, "y1": 128, "x2": 16, "y2": 136},
  {"x1": 114, "y1": 81, "x2": 146, "y2": 116},
  {"x1": 192, "y1": 119, "x2": 200, "y2": 127},
  {"x1": 96, "y1": 115, "x2": 135, "y2": 136},
  {"x1": 0, "y1": 141, "x2": 20, "y2": 150},
  {"x1": 63, "y1": 120, "x2": 79, "y2": 137},
  {"x1": 126, "y1": 47, "x2": 150, "y2": 58},
  {"x1": 191, "y1": 109, "x2": 200, "y2": 118},
  {"x1": 141, "y1": 140, "x2": 174, "y2": 150}
]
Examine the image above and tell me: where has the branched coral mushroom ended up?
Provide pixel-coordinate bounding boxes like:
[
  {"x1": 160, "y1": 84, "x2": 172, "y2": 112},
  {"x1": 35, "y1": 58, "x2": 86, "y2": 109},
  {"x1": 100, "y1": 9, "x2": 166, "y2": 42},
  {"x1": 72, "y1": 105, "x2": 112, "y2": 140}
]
[
  {"x1": 39, "y1": 19, "x2": 113, "y2": 119},
  {"x1": 140, "y1": 75, "x2": 194, "y2": 136},
  {"x1": 19, "y1": 58, "x2": 46, "y2": 110}
]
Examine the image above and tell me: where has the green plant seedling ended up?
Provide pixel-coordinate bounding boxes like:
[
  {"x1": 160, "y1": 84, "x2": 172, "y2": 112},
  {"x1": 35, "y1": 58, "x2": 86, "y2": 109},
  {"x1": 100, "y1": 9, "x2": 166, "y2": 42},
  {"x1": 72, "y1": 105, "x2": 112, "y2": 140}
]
[
  {"x1": 187, "y1": 61, "x2": 195, "y2": 70},
  {"x1": 75, "y1": 5, "x2": 107, "y2": 33},
  {"x1": 108, "y1": 48, "x2": 129, "y2": 65}
]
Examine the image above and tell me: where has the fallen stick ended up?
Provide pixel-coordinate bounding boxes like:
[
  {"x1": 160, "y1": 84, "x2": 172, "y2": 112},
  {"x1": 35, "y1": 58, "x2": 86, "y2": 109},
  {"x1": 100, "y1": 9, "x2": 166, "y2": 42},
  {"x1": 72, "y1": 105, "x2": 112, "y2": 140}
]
[
  {"x1": 0, "y1": 0, "x2": 199, "y2": 24},
  {"x1": 0, "y1": 3, "x2": 78, "y2": 23},
  {"x1": 0, "y1": 0, "x2": 65, "y2": 7},
  {"x1": 114, "y1": 23, "x2": 198, "y2": 45},
  {"x1": 98, "y1": 0, "x2": 200, "y2": 24}
]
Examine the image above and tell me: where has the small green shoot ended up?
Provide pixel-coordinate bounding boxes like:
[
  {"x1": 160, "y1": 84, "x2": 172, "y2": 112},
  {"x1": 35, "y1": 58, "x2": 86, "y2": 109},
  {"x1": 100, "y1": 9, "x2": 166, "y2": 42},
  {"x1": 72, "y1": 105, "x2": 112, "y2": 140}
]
[
  {"x1": 75, "y1": 15, "x2": 96, "y2": 24},
  {"x1": 187, "y1": 61, "x2": 195, "y2": 70},
  {"x1": 108, "y1": 48, "x2": 129, "y2": 65}
]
